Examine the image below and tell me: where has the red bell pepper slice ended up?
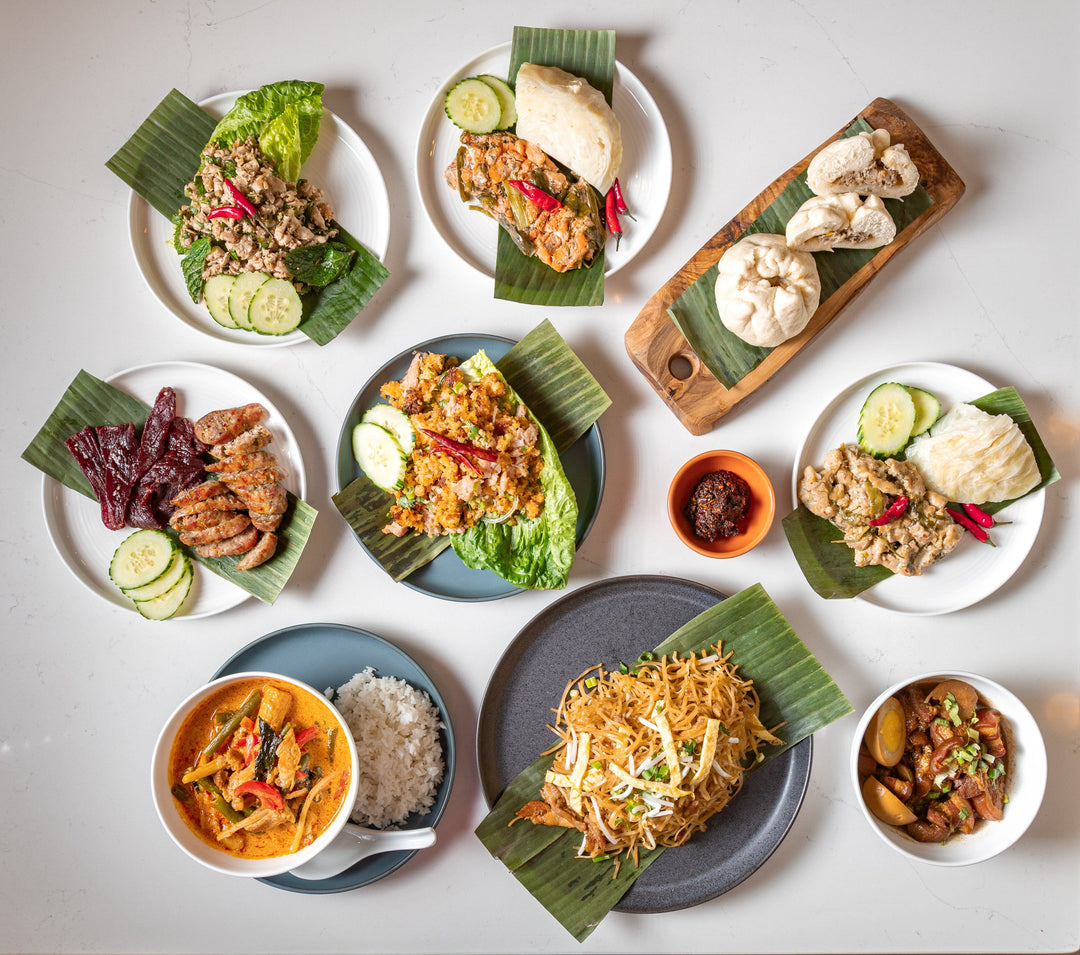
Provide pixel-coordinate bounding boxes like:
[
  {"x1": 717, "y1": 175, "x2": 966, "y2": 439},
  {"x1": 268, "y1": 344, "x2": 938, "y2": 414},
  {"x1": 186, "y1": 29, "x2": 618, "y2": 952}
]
[
  {"x1": 294, "y1": 726, "x2": 319, "y2": 749},
  {"x1": 234, "y1": 780, "x2": 284, "y2": 811}
]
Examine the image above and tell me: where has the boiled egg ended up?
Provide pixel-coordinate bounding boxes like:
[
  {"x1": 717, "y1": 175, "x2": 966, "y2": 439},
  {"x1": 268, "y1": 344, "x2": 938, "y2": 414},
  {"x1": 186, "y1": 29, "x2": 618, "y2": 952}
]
[
  {"x1": 862, "y1": 776, "x2": 917, "y2": 827},
  {"x1": 865, "y1": 696, "x2": 906, "y2": 767}
]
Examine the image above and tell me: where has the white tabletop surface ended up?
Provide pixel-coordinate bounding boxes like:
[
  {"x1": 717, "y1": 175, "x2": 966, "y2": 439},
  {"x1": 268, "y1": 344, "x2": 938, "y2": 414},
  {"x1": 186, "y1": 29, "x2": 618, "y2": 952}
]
[{"x1": 3, "y1": 1, "x2": 1078, "y2": 952}]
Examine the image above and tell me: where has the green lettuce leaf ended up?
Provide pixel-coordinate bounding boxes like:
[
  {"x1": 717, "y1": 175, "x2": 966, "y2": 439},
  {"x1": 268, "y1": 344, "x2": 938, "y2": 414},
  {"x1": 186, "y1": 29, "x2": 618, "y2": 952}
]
[
  {"x1": 448, "y1": 350, "x2": 578, "y2": 589},
  {"x1": 209, "y1": 80, "x2": 324, "y2": 182}
]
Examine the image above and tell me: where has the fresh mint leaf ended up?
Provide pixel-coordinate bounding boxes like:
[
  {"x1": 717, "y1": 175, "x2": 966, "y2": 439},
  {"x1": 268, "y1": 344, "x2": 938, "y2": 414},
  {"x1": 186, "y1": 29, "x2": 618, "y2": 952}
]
[{"x1": 180, "y1": 237, "x2": 211, "y2": 302}]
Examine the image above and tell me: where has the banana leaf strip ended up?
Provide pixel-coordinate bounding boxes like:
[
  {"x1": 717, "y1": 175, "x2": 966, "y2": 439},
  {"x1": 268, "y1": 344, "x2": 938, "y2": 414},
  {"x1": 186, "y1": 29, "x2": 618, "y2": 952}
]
[
  {"x1": 474, "y1": 583, "x2": 851, "y2": 942},
  {"x1": 783, "y1": 386, "x2": 1060, "y2": 599},
  {"x1": 668, "y1": 118, "x2": 935, "y2": 388},
  {"x1": 105, "y1": 87, "x2": 388, "y2": 346},
  {"x1": 492, "y1": 27, "x2": 615, "y2": 307},
  {"x1": 332, "y1": 319, "x2": 610, "y2": 583},
  {"x1": 22, "y1": 369, "x2": 315, "y2": 604}
]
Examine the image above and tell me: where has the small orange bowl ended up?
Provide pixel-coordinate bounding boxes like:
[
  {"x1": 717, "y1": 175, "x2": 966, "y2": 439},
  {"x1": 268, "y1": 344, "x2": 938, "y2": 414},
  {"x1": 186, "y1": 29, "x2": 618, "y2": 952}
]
[{"x1": 667, "y1": 450, "x2": 776, "y2": 558}]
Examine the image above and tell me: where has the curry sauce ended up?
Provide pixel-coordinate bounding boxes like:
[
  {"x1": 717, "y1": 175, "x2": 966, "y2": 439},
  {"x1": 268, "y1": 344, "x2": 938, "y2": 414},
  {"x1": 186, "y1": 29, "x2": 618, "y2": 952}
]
[{"x1": 168, "y1": 678, "x2": 350, "y2": 859}]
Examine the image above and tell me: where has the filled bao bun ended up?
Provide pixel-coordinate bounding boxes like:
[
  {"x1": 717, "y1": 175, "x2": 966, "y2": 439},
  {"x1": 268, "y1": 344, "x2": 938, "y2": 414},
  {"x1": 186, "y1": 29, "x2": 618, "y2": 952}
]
[
  {"x1": 514, "y1": 63, "x2": 622, "y2": 195},
  {"x1": 806, "y1": 129, "x2": 918, "y2": 199},
  {"x1": 786, "y1": 193, "x2": 897, "y2": 252},
  {"x1": 713, "y1": 234, "x2": 821, "y2": 348}
]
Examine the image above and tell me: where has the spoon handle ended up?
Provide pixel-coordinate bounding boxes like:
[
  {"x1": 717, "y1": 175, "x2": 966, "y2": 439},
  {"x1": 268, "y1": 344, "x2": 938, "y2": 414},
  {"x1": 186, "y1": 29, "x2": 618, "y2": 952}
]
[{"x1": 289, "y1": 824, "x2": 437, "y2": 881}]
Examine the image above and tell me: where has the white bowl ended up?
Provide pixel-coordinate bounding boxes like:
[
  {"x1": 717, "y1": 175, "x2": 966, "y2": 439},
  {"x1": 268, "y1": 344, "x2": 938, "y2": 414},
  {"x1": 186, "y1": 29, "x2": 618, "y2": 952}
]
[
  {"x1": 151, "y1": 672, "x2": 359, "y2": 878},
  {"x1": 850, "y1": 670, "x2": 1047, "y2": 865}
]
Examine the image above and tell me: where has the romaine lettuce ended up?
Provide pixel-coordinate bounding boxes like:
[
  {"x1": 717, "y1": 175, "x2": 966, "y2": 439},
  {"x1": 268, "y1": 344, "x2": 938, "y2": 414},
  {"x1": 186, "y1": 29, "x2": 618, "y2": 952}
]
[
  {"x1": 449, "y1": 350, "x2": 578, "y2": 589},
  {"x1": 209, "y1": 80, "x2": 324, "y2": 182}
]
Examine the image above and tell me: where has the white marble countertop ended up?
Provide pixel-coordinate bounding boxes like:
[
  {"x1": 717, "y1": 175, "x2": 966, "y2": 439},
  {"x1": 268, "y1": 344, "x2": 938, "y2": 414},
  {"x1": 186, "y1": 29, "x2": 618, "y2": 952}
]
[{"x1": 2, "y1": 1, "x2": 1077, "y2": 952}]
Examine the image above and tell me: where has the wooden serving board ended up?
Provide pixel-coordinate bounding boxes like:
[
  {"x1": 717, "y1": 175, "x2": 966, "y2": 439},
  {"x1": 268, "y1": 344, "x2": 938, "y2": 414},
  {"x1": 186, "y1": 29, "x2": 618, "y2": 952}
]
[{"x1": 625, "y1": 97, "x2": 965, "y2": 435}]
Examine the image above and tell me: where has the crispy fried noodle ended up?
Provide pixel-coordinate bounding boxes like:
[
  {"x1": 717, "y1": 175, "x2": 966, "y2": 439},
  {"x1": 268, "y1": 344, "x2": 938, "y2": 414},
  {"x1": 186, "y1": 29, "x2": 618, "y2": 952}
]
[{"x1": 515, "y1": 644, "x2": 783, "y2": 873}]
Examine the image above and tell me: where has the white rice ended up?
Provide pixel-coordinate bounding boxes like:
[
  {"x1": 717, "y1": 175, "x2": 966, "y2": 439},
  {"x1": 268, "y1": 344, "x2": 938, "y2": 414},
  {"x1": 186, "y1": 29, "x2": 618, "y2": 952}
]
[{"x1": 332, "y1": 668, "x2": 445, "y2": 829}]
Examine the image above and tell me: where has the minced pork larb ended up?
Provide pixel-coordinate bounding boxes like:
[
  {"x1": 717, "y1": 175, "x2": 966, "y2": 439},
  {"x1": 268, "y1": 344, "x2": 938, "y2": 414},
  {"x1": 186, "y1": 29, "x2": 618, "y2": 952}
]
[{"x1": 176, "y1": 137, "x2": 337, "y2": 290}]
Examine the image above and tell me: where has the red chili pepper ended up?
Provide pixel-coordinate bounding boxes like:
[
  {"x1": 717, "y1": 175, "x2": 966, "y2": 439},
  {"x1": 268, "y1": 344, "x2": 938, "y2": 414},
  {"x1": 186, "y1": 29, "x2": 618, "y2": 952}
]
[
  {"x1": 224, "y1": 178, "x2": 259, "y2": 218},
  {"x1": 507, "y1": 179, "x2": 562, "y2": 212},
  {"x1": 961, "y1": 502, "x2": 994, "y2": 528},
  {"x1": 868, "y1": 494, "x2": 909, "y2": 526},
  {"x1": 604, "y1": 187, "x2": 622, "y2": 249},
  {"x1": 612, "y1": 178, "x2": 635, "y2": 219},
  {"x1": 420, "y1": 428, "x2": 499, "y2": 462},
  {"x1": 233, "y1": 780, "x2": 284, "y2": 810},
  {"x1": 947, "y1": 507, "x2": 994, "y2": 545},
  {"x1": 294, "y1": 726, "x2": 319, "y2": 749},
  {"x1": 208, "y1": 205, "x2": 245, "y2": 220}
]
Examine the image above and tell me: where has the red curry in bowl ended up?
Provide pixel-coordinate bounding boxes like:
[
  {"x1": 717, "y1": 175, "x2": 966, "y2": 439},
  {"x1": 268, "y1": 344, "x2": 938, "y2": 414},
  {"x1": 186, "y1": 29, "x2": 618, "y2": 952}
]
[{"x1": 168, "y1": 677, "x2": 351, "y2": 859}]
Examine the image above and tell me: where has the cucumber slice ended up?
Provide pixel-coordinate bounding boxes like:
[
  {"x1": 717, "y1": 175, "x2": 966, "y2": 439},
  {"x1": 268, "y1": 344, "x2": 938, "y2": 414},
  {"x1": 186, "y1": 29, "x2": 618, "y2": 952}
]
[
  {"x1": 362, "y1": 404, "x2": 416, "y2": 452},
  {"x1": 123, "y1": 550, "x2": 189, "y2": 601},
  {"x1": 907, "y1": 386, "x2": 942, "y2": 437},
  {"x1": 477, "y1": 74, "x2": 517, "y2": 129},
  {"x1": 857, "y1": 382, "x2": 917, "y2": 458},
  {"x1": 203, "y1": 274, "x2": 238, "y2": 328},
  {"x1": 135, "y1": 563, "x2": 193, "y2": 620},
  {"x1": 445, "y1": 77, "x2": 502, "y2": 134},
  {"x1": 352, "y1": 422, "x2": 407, "y2": 491},
  {"x1": 109, "y1": 529, "x2": 176, "y2": 590},
  {"x1": 229, "y1": 271, "x2": 270, "y2": 330},
  {"x1": 248, "y1": 277, "x2": 303, "y2": 335}
]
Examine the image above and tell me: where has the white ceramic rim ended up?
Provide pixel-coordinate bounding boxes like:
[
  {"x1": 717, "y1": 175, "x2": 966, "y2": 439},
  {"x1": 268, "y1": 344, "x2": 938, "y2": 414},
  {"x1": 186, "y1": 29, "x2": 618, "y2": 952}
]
[
  {"x1": 849, "y1": 670, "x2": 1048, "y2": 866},
  {"x1": 151, "y1": 671, "x2": 359, "y2": 878}
]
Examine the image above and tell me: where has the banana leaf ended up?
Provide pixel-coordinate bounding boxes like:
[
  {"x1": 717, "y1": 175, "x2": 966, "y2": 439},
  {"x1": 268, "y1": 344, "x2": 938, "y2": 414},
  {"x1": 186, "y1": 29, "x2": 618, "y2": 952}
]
[
  {"x1": 668, "y1": 118, "x2": 934, "y2": 388},
  {"x1": 22, "y1": 369, "x2": 315, "y2": 604},
  {"x1": 106, "y1": 87, "x2": 388, "y2": 346},
  {"x1": 332, "y1": 319, "x2": 610, "y2": 583},
  {"x1": 475, "y1": 583, "x2": 851, "y2": 942},
  {"x1": 492, "y1": 27, "x2": 614, "y2": 307},
  {"x1": 783, "y1": 386, "x2": 1060, "y2": 599}
]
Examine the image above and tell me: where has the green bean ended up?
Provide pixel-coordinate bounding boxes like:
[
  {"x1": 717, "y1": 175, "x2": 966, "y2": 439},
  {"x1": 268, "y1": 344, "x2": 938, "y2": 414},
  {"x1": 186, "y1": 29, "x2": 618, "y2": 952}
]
[
  {"x1": 201, "y1": 689, "x2": 261, "y2": 760},
  {"x1": 193, "y1": 777, "x2": 244, "y2": 823},
  {"x1": 170, "y1": 783, "x2": 192, "y2": 803}
]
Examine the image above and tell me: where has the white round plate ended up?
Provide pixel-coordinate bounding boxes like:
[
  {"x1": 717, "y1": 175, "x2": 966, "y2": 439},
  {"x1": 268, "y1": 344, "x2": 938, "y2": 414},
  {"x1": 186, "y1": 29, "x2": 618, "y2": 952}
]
[
  {"x1": 415, "y1": 44, "x2": 672, "y2": 279},
  {"x1": 128, "y1": 92, "x2": 390, "y2": 347},
  {"x1": 792, "y1": 362, "x2": 1045, "y2": 616},
  {"x1": 42, "y1": 361, "x2": 307, "y2": 618}
]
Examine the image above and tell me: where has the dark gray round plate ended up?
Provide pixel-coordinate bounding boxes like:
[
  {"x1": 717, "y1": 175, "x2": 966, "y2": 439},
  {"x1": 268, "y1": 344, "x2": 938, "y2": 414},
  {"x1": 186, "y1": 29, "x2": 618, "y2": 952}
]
[
  {"x1": 476, "y1": 575, "x2": 812, "y2": 914},
  {"x1": 212, "y1": 622, "x2": 455, "y2": 894},
  {"x1": 335, "y1": 333, "x2": 605, "y2": 602}
]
